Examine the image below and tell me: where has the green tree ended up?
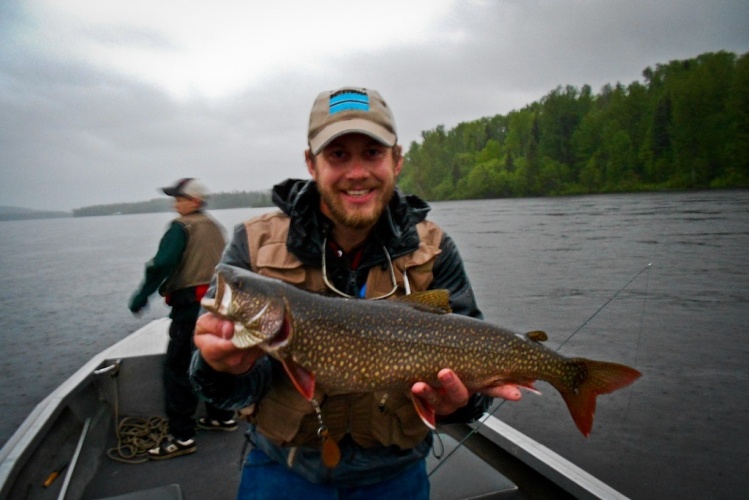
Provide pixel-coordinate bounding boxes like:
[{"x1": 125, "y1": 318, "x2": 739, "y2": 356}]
[
  {"x1": 719, "y1": 51, "x2": 749, "y2": 186},
  {"x1": 400, "y1": 50, "x2": 748, "y2": 200}
]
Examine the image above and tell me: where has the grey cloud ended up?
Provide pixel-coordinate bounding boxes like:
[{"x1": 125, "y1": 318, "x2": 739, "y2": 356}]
[{"x1": 1, "y1": 0, "x2": 747, "y2": 211}]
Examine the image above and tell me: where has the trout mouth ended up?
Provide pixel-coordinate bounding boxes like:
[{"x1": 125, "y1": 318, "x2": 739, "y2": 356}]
[
  {"x1": 219, "y1": 282, "x2": 233, "y2": 315},
  {"x1": 200, "y1": 272, "x2": 231, "y2": 315},
  {"x1": 217, "y1": 278, "x2": 291, "y2": 351},
  {"x1": 268, "y1": 315, "x2": 291, "y2": 350},
  {"x1": 231, "y1": 301, "x2": 291, "y2": 351}
]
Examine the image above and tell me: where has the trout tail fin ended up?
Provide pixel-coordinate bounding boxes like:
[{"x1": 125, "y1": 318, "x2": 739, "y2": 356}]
[{"x1": 559, "y1": 359, "x2": 641, "y2": 437}]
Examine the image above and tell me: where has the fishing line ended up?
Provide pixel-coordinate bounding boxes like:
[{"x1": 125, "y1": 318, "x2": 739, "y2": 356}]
[
  {"x1": 624, "y1": 262, "x2": 651, "y2": 421},
  {"x1": 556, "y1": 262, "x2": 652, "y2": 352},
  {"x1": 428, "y1": 262, "x2": 653, "y2": 477},
  {"x1": 634, "y1": 263, "x2": 651, "y2": 368}
]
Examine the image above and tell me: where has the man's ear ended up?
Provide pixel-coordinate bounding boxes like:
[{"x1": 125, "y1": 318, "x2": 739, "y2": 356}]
[
  {"x1": 305, "y1": 149, "x2": 316, "y2": 178},
  {"x1": 393, "y1": 146, "x2": 404, "y2": 178}
]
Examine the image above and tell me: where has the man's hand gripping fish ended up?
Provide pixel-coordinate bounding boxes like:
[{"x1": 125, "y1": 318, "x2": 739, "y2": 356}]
[{"x1": 202, "y1": 264, "x2": 641, "y2": 437}]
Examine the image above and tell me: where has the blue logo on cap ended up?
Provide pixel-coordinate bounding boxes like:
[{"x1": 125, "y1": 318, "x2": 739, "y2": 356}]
[{"x1": 329, "y1": 91, "x2": 369, "y2": 115}]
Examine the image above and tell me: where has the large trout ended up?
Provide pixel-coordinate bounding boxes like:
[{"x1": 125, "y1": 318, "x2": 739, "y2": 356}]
[{"x1": 201, "y1": 264, "x2": 641, "y2": 437}]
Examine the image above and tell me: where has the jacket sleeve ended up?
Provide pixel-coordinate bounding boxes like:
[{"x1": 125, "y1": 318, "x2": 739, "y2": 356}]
[
  {"x1": 431, "y1": 233, "x2": 483, "y2": 319},
  {"x1": 219, "y1": 222, "x2": 253, "y2": 269},
  {"x1": 128, "y1": 222, "x2": 186, "y2": 312},
  {"x1": 190, "y1": 351, "x2": 272, "y2": 410},
  {"x1": 190, "y1": 223, "x2": 274, "y2": 410},
  {"x1": 431, "y1": 232, "x2": 493, "y2": 424}
]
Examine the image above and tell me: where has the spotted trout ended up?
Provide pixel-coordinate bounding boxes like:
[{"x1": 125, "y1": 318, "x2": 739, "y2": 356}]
[{"x1": 202, "y1": 264, "x2": 641, "y2": 437}]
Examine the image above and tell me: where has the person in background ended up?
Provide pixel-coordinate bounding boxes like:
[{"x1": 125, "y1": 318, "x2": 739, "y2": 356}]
[
  {"x1": 128, "y1": 178, "x2": 238, "y2": 460},
  {"x1": 190, "y1": 87, "x2": 522, "y2": 497}
]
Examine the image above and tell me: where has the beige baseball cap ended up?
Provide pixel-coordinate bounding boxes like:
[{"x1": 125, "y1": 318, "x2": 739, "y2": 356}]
[
  {"x1": 307, "y1": 87, "x2": 397, "y2": 155},
  {"x1": 161, "y1": 178, "x2": 210, "y2": 200}
]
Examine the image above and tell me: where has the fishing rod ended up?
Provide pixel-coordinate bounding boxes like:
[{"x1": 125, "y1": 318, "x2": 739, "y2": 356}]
[{"x1": 428, "y1": 261, "x2": 653, "y2": 476}]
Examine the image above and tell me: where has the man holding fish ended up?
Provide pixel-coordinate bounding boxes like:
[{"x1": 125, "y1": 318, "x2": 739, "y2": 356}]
[{"x1": 190, "y1": 86, "x2": 530, "y2": 498}]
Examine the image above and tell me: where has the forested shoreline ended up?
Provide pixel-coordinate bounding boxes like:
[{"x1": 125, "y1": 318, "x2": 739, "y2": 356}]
[
  {"x1": 71, "y1": 189, "x2": 273, "y2": 217},
  {"x1": 398, "y1": 51, "x2": 749, "y2": 200}
]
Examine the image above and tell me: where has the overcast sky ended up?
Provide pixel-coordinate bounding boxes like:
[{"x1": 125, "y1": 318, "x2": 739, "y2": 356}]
[{"x1": 1, "y1": 0, "x2": 747, "y2": 212}]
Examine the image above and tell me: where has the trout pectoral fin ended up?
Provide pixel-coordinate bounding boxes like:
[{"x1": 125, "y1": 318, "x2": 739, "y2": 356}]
[
  {"x1": 512, "y1": 379, "x2": 542, "y2": 395},
  {"x1": 411, "y1": 394, "x2": 436, "y2": 430},
  {"x1": 281, "y1": 359, "x2": 316, "y2": 401}
]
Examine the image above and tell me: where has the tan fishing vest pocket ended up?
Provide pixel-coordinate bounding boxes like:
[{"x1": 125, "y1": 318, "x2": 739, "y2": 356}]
[
  {"x1": 252, "y1": 377, "x2": 320, "y2": 447},
  {"x1": 253, "y1": 241, "x2": 327, "y2": 293},
  {"x1": 364, "y1": 242, "x2": 441, "y2": 299},
  {"x1": 402, "y1": 252, "x2": 438, "y2": 293},
  {"x1": 364, "y1": 391, "x2": 430, "y2": 449},
  {"x1": 403, "y1": 221, "x2": 442, "y2": 292},
  {"x1": 365, "y1": 221, "x2": 442, "y2": 298},
  {"x1": 255, "y1": 242, "x2": 307, "y2": 285}
]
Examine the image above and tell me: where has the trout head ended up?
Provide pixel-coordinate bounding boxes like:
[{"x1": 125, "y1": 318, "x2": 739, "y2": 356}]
[
  {"x1": 202, "y1": 264, "x2": 317, "y2": 401},
  {"x1": 201, "y1": 264, "x2": 289, "y2": 352}
]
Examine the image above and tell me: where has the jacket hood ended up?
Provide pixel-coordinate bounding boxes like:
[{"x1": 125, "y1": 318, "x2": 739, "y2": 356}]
[{"x1": 271, "y1": 179, "x2": 431, "y2": 267}]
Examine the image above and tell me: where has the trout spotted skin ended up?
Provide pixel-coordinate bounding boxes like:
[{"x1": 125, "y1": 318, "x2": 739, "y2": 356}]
[{"x1": 202, "y1": 264, "x2": 641, "y2": 436}]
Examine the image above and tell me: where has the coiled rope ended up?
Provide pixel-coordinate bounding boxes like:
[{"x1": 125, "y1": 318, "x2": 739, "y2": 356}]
[
  {"x1": 104, "y1": 366, "x2": 170, "y2": 464},
  {"x1": 107, "y1": 415, "x2": 169, "y2": 464}
]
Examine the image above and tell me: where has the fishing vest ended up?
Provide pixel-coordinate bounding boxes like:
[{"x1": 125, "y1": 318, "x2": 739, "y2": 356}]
[
  {"x1": 159, "y1": 212, "x2": 225, "y2": 296},
  {"x1": 244, "y1": 211, "x2": 443, "y2": 450}
]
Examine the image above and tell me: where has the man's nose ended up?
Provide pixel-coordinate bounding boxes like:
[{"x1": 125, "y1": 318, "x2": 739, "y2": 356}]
[{"x1": 346, "y1": 157, "x2": 369, "y2": 178}]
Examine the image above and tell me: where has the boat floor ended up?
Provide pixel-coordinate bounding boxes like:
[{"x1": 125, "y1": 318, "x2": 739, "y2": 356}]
[
  {"x1": 81, "y1": 425, "x2": 528, "y2": 500},
  {"x1": 83, "y1": 424, "x2": 247, "y2": 499},
  {"x1": 80, "y1": 423, "x2": 573, "y2": 500}
]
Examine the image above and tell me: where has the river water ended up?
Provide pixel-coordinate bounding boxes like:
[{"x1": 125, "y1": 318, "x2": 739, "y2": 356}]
[{"x1": 1, "y1": 190, "x2": 747, "y2": 499}]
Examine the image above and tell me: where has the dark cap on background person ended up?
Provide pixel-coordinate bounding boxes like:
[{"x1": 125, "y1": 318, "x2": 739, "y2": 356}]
[
  {"x1": 161, "y1": 178, "x2": 210, "y2": 201},
  {"x1": 307, "y1": 87, "x2": 397, "y2": 155}
]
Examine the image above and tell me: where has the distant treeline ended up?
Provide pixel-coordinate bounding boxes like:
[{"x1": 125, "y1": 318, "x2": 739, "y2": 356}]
[
  {"x1": 398, "y1": 51, "x2": 749, "y2": 200},
  {"x1": 73, "y1": 190, "x2": 273, "y2": 217},
  {"x1": 0, "y1": 211, "x2": 71, "y2": 221}
]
